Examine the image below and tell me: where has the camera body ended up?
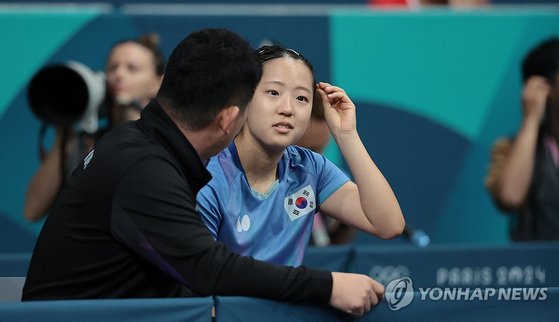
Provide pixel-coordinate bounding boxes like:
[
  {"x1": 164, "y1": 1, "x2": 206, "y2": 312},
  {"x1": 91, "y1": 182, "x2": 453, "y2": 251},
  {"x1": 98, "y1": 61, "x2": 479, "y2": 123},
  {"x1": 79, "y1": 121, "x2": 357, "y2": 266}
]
[{"x1": 27, "y1": 61, "x2": 107, "y2": 134}]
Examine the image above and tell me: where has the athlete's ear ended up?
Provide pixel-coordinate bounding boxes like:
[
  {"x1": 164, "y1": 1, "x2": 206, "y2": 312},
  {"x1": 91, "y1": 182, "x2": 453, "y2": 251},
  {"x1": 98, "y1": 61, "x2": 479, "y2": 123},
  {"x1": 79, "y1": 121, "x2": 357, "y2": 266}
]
[{"x1": 217, "y1": 105, "x2": 240, "y2": 135}]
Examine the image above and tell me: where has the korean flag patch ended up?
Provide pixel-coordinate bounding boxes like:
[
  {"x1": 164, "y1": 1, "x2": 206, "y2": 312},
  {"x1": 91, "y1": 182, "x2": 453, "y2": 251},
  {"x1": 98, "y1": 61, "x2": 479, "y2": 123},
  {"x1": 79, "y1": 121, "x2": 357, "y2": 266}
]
[{"x1": 284, "y1": 185, "x2": 315, "y2": 221}]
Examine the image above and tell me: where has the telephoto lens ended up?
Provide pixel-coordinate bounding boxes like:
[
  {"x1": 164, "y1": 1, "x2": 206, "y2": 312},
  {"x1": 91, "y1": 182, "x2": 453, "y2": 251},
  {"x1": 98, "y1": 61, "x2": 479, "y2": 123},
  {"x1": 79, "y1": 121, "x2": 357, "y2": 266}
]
[{"x1": 27, "y1": 61, "x2": 106, "y2": 133}]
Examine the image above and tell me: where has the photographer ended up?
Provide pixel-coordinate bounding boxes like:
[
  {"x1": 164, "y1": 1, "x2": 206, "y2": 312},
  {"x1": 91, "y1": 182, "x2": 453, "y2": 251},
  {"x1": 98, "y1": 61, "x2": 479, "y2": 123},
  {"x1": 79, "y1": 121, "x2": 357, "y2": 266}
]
[{"x1": 23, "y1": 33, "x2": 164, "y2": 222}]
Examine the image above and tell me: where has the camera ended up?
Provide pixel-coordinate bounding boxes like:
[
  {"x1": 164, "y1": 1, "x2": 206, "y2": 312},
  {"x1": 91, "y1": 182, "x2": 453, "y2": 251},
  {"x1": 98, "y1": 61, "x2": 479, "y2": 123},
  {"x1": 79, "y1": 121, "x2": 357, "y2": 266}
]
[{"x1": 27, "y1": 61, "x2": 107, "y2": 134}]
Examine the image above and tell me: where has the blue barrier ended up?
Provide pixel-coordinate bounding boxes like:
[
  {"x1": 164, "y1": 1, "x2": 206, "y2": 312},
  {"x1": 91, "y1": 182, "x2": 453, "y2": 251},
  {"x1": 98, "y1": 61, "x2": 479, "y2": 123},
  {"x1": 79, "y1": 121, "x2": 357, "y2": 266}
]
[
  {"x1": 302, "y1": 245, "x2": 352, "y2": 272},
  {"x1": 353, "y1": 242, "x2": 559, "y2": 288},
  {"x1": 2, "y1": 242, "x2": 559, "y2": 320},
  {"x1": 0, "y1": 297, "x2": 213, "y2": 322},
  {"x1": 215, "y1": 296, "x2": 352, "y2": 322},
  {"x1": 215, "y1": 287, "x2": 559, "y2": 322},
  {"x1": 0, "y1": 253, "x2": 31, "y2": 277},
  {"x1": 5, "y1": 242, "x2": 559, "y2": 284},
  {"x1": 1, "y1": 289, "x2": 555, "y2": 322}
]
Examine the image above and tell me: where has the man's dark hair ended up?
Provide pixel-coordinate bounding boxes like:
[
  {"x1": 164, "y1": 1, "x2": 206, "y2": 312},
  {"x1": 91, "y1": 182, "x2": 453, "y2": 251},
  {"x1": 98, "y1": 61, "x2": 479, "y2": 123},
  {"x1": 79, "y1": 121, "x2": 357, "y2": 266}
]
[
  {"x1": 522, "y1": 37, "x2": 559, "y2": 84},
  {"x1": 157, "y1": 28, "x2": 262, "y2": 130}
]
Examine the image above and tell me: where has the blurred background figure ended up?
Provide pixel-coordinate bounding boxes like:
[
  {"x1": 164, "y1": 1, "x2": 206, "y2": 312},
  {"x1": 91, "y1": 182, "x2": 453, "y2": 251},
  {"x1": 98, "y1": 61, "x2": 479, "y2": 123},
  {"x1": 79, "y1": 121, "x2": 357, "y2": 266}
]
[
  {"x1": 296, "y1": 92, "x2": 359, "y2": 246},
  {"x1": 485, "y1": 38, "x2": 559, "y2": 241},
  {"x1": 23, "y1": 33, "x2": 164, "y2": 222},
  {"x1": 105, "y1": 33, "x2": 164, "y2": 129}
]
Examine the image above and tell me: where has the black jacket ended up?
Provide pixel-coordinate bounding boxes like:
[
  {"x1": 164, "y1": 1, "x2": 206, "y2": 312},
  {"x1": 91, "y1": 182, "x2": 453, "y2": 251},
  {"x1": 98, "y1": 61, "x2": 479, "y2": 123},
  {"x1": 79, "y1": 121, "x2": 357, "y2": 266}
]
[{"x1": 23, "y1": 100, "x2": 332, "y2": 302}]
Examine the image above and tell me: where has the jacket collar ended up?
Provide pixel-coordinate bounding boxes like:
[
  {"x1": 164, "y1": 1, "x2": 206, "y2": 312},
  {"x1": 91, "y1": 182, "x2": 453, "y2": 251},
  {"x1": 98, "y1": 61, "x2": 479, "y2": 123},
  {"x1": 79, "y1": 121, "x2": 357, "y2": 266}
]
[{"x1": 137, "y1": 99, "x2": 212, "y2": 194}]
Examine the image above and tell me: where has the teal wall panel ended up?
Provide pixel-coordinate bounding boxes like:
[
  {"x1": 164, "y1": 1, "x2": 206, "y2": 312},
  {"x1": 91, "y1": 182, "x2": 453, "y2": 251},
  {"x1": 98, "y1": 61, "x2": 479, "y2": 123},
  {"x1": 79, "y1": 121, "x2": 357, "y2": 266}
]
[
  {"x1": 0, "y1": 12, "x2": 141, "y2": 243},
  {"x1": 331, "y1": 8, "x2": 559, "y2": 243},
  {"x1": 0, "y1": 8, "x2": 103, "y2": 120},
  {"x1": 331, "y1": 8, "x2": 559, "y2": 141}
]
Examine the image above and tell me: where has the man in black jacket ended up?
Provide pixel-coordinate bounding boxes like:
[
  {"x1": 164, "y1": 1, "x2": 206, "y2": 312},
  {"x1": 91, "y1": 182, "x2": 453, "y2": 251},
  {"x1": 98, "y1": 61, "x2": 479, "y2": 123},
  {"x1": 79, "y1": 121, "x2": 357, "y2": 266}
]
[{"x1": 23, "y1": 28, "x2": 383, "y2": 316}]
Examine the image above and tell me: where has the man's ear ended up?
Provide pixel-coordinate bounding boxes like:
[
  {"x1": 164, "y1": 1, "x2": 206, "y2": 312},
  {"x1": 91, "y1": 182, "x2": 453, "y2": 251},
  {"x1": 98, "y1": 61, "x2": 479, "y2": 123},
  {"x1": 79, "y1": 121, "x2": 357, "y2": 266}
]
[{"x1": 217, "y1": 105, "x2": 240, "y2": 135}]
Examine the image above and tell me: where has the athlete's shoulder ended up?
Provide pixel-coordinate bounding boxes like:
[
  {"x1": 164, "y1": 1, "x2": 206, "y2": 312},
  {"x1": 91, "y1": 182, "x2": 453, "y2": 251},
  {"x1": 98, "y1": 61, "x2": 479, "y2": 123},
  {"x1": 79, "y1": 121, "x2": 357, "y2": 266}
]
[{"x1": 285, "y1": 145, "x2": 326, "y2": 171}]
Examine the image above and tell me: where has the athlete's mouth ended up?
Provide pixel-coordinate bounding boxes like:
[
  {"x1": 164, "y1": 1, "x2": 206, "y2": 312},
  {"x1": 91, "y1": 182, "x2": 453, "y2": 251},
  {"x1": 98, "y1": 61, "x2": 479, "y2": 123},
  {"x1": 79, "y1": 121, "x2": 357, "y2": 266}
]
[{"x1": 273, "y1": 122, "x2": 293, "y2": 129}]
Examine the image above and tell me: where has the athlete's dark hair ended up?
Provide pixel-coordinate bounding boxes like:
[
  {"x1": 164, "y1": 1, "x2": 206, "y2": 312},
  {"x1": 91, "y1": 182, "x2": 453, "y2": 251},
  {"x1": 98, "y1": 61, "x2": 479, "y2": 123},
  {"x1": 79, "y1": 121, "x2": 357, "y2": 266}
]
[{"x1": 256, "y1": 45, "x2": 316, "y2": 89}]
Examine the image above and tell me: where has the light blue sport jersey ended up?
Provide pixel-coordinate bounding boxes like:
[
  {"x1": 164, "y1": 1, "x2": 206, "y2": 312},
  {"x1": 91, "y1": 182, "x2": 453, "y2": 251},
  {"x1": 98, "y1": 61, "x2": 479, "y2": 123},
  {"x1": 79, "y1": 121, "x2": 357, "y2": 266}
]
[{"x1": 197, "y1": 142, "x2": 350, "y2": 267}]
